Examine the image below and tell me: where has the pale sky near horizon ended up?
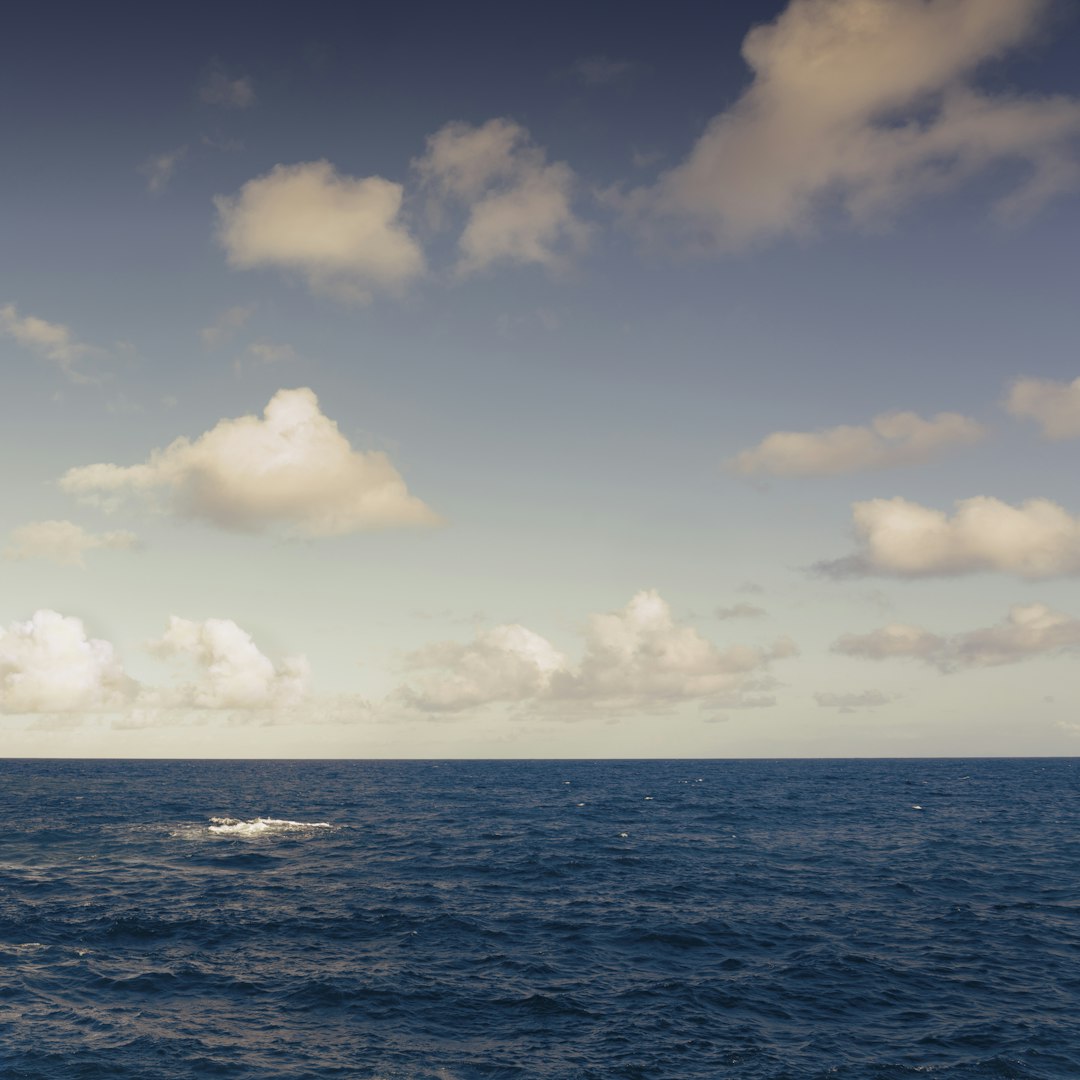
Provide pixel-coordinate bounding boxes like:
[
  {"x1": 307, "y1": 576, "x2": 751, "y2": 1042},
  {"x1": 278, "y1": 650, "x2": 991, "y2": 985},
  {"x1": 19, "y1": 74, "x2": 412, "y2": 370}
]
[{"x1": 3, "y1": 0, "x2": 1080, "y2": 757}]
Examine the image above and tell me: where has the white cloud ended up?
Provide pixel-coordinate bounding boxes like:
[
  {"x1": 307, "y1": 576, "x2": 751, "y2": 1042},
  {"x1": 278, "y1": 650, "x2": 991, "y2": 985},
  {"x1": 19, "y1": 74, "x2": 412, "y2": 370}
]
[
  {"x1": 731, "y1": 410, "x2": 984, "y2": 476},
  {"x1": 397, "y1": 589, "x2": 796, "y2": 715},
  {"x1": 715, "y1": 602, "x2": 767, "y2": 620},
  {"x1": 201, "y1": 304, "x2": 256, "y2": 347},
  {"x1": 400, "y1": 624, "x2": 568, "y2": 713},
  {"x1": 60, "y1": 387, "x2": 440, "y2": 536},
  {"x1": 834, "y1": 603, "x2": 1080, "y2": 671},
  {"x1": 416, "y1": 119, "x2": 588, "y2": 274},
  {"x1": 0, "y1": 303, "x2": 105, "y2": 383},
  {"x1": 0, "y1": 611, "x2": 135, "y2": 713},
  {"x1": 0, "y1": 609, "x2": 312, "y2": 717},
  {"x1": 558, "y1": 590, "x2": 796, "y2": 706},
  {"x1": 215, "y1": 161, "x2": 425, "y2": 301},
  {"x1": 139, "y1": 146, "x2": 187, "y2": 193},
  {"x1": 814, "y1": 689, "x2": 893, "y2": 710},
  {"x1": 1006, "y1": 375, "x2": 1080, "y2": 439},
  {"x1": 4, "y1": 520, "x2": 138, "y2": 568},
  {"x1": 819, "y1": 496, "x2": 1080, "y2": 579},
  {"x1": 147, "y1": 616, "x2": 309, "y2": 709},
  {"x1": 199, "y1": 64, "x2": 255, "y2": 109},
  {"x1": 631, "y1": 0, "x2": 1080, "y2": 249}
]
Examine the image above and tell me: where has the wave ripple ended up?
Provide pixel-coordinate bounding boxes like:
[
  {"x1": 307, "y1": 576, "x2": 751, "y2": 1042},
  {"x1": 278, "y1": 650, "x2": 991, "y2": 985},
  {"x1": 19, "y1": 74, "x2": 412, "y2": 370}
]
[{"x1": 1, "y1": 758, "x2": 1078, "y2": 1079}]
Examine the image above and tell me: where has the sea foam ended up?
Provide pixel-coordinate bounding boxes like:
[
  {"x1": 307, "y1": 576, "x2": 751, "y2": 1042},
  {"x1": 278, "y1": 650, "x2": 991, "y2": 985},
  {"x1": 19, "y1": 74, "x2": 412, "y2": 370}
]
[{"x1": 207, "y1": 816, "x2": 332, "y2": 837}]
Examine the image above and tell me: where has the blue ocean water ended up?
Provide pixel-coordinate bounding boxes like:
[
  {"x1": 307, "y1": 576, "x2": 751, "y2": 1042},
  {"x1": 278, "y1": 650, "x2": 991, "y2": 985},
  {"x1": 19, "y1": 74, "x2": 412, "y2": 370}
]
[{"x1": 2, "y1": 759, "x2": 1078, "y2": 1080}]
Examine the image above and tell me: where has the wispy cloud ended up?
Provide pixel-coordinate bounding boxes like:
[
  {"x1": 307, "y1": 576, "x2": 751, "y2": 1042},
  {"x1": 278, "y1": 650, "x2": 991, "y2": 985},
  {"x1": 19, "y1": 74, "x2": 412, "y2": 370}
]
[
  {"x1": 139, "y1": 146, "x2": 187, "y2": 193},
  {"x1": 569, "y1": 55, "x2": 640, "y2": 87},
  {"x1": 0, "y1": 303, "x2": 108, "y2": 383},
  {"x1": 628, "y1": 0, "x2": 1080, "y2": 250},
  {"x1": 201, "y1": 304, "x2": 256, "y2": 348},
  {"x1": 814, "y1": 689, "x2": 893, "y2": 711},
  {"x1": 199, "y1": 62, "x2": 255, "y2": 109},
  {"x1": 4, "y1": 520, "x2": 138, "y2": 568},
  {"x1": 731, "y1": 411, "x2": 985, "y2": 477},
  {"x1": 834, "y1": 604, "x2": 1080, "y2": 672}
]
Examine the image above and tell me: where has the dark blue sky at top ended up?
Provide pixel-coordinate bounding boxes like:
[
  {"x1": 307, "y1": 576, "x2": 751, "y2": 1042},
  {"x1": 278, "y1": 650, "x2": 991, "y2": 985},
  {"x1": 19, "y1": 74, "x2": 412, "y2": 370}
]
[
  {"x1": 6, "y1": 1, "x2": 1080, "y2": 187},
  {"x1": 3, "y1": 0, "x2": 1080, "y2": 465}
]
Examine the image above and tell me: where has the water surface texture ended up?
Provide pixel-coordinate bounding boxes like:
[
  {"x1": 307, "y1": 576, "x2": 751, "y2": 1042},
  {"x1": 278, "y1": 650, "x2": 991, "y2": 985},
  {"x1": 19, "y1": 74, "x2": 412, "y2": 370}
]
[{"x1": 2, "y1": 759, "x2": 1078, "y2": 1079}]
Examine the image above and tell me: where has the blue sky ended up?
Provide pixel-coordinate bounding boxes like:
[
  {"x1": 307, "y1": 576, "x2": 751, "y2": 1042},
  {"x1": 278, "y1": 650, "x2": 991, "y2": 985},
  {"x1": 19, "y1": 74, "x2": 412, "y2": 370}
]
[{"x1": 3, "y1": 0, "x2": 1080, "y2": 757}]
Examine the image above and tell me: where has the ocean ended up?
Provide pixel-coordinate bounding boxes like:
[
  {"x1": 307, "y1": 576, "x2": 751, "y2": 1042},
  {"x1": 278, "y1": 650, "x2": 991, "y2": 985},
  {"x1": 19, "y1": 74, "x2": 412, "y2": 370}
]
[{"x1": 1, "y1": 758, "x2": 1078, "y2": 1079}]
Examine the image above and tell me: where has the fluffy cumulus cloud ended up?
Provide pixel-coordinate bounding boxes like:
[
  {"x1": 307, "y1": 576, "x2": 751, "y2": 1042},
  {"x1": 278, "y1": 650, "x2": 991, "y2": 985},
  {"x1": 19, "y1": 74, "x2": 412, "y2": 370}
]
[
  {"x1": 0, "y1": 303, "x2": 104, "y2": 383},
  {"x1": 215, "y1": 162, "x2": 425, "y2": 301},
  {"x1": 60, "y1": 387, "x2": 440, "y2": 536},
  {"x1": 4, "y1": 520, "x2": 138, "y2": 567},
  {"x1": 0, "y1": 611, "x2": 135, "y2": 713},
  {"x1": 416, "y1": 118, "x2": 588, "y2": 274},
  {"x1": 819, "y1": 496, "x2": 1080, "y2": 579},
  {"x1": 147, "y1": 616, "x2": 309, "y2": 709},
  {"x1": 834, "y1": 603, "x2": 1080, "y2": 671},
  {"x1": 399, "y1": 624, "x2": 568, "y2": 713},
  {"x1": 398, "y1": 589, "x2": 796, "y2": 715},
  {"x1": 633, "y1": 0, "x2": 1080, "y2": 249},
  {"x1": 0, "y1": 609, "x2": 309, "y2": 716},
  {"x1": 731, "y1": 411, "x2": 984, "y2": 476},
  {"x1": 1006, "y1": 376, "x2": 1080, "y2": 439}
]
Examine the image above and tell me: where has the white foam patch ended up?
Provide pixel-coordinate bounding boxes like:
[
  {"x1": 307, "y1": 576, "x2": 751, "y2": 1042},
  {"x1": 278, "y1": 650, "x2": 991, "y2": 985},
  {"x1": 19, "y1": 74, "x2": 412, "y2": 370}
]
[{"x1": 207, "y1": 816, "x2": 332, "y2": 837}]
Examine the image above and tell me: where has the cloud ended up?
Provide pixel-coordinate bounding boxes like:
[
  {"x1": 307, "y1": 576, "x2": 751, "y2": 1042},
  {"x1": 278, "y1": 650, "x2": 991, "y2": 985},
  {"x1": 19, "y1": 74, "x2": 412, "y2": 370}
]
[
  {"x1": 629, "y1": 0, "x2": 1080, "y2": 249},
  {"x1": 0, "y1": 608, "x2": 310, "y2": 716},
  {"x1": 215, "y1": 161, "x2": 425, "y2": 301},
  {"x1": 0, "y1": 611, "x2": 136, "y2": 713},
  {"x1": 715, "y1": 602, "x2": 767, "y2": 620},
  {"x1": 0, "y1": 303, "x2": 105, "y2": 383},
  {"x1": 234, "y1": 341, "x2": 300, "y2": 376},
  {"x1": 731, "y1": 410, "x2": 984, "y2": 476},
  {"x1": 818, "y1": 495, "x2": 1080, "y2": 579},
  {"x1": 199, "y1": 63, "x2": 255, "y2": 109},
  {"x1": 4, "y1": 520, "x2": 138, "y2": 567},
  {"x1": 416, "y1": 118, "x2": 589, "y2": 274},
  {"x1": 557, "y1": 590, "x2": 796, "y2": 706},
  {"x1": 245, "y1": 341, "x2": 299, "y2": 366},
  {"x1": 570, "y1": 56, "x2": 640, "y2": 87},
  {"x1": 201, "y1": 304, "x2": 256, "y2": 347},
  {"x1": 139, "y1": 146, "x2": 187, "y2": 193},
  {"x1": 397, "y1": 589, "x2": 796, "y2": 715},
  {"x1": 60, "y1": 387, "x2": 440, "y2": 536},
  {"x1": 400, "y1": 624, "x2": 568, "y2": 713},
  {"x1": 833, "y1": 623, "x2": 946, "y2": 661},
  {"x1": 1006, "y1": 375, "x2": 1080, "y2": 439},
  {"x1": 147, "y1": 616, "x2": 309, "y2": 709},
  {"x1": 814, "y1": 689, "x2": 893, "y2": 710},
  {"x1": 833, "y1": 603, "x2": 1080, "y2": 671}
]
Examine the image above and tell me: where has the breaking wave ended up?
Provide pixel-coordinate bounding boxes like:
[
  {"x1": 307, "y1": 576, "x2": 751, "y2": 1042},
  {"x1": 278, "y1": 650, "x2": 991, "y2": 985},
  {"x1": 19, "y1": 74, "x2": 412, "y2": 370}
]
[{"x1": 207, "y1": 816, "x2": 333, "y2": 837}]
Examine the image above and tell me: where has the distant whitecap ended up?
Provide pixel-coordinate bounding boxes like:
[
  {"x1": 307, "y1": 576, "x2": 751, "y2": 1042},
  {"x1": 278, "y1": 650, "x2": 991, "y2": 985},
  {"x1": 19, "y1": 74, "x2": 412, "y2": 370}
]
[{"x1": 207, "y1": 816, "x2": 332, "y2": 837}]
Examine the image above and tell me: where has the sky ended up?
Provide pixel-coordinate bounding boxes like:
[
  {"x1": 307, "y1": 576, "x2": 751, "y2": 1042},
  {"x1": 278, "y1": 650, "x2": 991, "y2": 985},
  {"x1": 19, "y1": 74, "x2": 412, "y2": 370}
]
[{"x1": 3, "y1": 0, "x2": 1080, "y2": 758}]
